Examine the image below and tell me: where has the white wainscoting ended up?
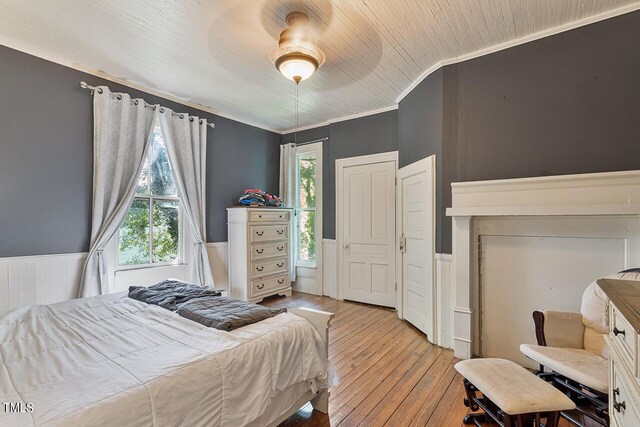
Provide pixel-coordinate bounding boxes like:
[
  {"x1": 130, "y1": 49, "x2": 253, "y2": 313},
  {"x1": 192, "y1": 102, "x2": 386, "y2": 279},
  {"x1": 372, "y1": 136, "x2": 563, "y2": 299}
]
[
  {"x1": 294, "y1": 266, "x2": 319, "y2": 295},
  {"x1": 322, "y1": 239, "x2": 337, "y2": 299},
  {"x1": 435, "y1": 253, "x2": 453, "y2": 349},
  {"x1": 206, "y1": 242, "x2": 229, "y2": 292},
  {"x1": 0, "y1": 252, "x2": 87, "y2": 313},
  {"x1": 1, "y1": 239, "x2": 339, "y2": 312}
]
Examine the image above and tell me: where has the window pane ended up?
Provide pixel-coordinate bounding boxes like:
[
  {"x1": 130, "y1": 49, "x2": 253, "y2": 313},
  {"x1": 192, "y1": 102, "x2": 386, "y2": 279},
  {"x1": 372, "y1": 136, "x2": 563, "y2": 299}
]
[
  {"x1": 118, "y1": 198, "x2": 150, "y2": 265},
  {"x1": 153, "y1": 199, "x2": 179, "y2": 263},
  {"x1": 298, "y1": 157, "x2": 316, "y2": 208},
  {"x1": 150, "y1": 129, "x2": 178, "y2": 196},
  {"x1": 298, "y1": 209, "x2": 316, "y2": 262},
  {"x1": 135, "y1": 157, "x2": 150, "y2": 195}
]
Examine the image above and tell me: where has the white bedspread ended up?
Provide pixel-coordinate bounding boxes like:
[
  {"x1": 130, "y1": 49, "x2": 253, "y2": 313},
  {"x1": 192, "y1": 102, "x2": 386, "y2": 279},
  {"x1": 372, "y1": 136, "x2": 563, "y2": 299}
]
[{"x1": 0, "y1": 293, "x2": 328, "y2": 426}]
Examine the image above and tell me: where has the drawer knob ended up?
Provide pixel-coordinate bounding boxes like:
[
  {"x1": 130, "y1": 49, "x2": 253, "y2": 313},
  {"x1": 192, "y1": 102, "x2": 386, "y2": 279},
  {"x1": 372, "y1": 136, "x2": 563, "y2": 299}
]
[
  {"x1": 257, "y1": 284, "x2": 265, "y2": 290},
  {"x1": 613, "y1": 389, "x2": 626, "y2": 412},
  {"x1": 256, "y1": 266, "x2": 264, "y2": 272},
  {"x1": 256, "y1": 231, "x2": 264, "y2": 236},
  {"x1": 258, "y1": 214, "x2": 262, "y2": 218},
  {"x1": 278, "y1": 279, "x2": 285, "y2": 284},
  {"x1": 256, "y1": 249, "x2": 264, "y2": 254},
  {"x1": 613, "y1": 327, "x2": 626, "y2": 337},
  {"x1": 277, "y1": 263, "x2": 284, "y2": 268},
  {"x1": 279, "y1": 215, "x2": 283, "y2": 218},
  {"x1": 277, "y1": 246, "x2": 284, "y2": 251},
  {"x1": 277, "y1": 230, "x2": 284, "y2": 235}
]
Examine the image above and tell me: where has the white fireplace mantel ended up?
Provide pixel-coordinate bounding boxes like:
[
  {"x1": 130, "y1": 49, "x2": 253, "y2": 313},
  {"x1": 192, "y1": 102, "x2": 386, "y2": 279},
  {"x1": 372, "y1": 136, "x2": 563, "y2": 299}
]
[{"x1": 446, "y1": 170, "x2": 640, "y2": 359}]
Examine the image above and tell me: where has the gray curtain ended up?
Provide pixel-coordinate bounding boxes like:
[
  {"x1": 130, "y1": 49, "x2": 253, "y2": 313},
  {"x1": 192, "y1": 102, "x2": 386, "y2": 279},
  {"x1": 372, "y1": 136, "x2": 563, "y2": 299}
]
[
  {"x1": 158, "y1": 111, "x2": 214, "y2": 288},
  {"x1": 78, "y1": 87, "x2": 158, "y2": 297},
  {"x1": 279, "y1": 143, "x2": 297, "y2": 282}
]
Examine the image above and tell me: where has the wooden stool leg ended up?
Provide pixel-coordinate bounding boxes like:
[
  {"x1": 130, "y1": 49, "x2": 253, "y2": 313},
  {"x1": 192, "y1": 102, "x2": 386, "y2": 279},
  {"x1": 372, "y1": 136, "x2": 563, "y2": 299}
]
[
  {"x1": 503, "y1": 414, "x2": 514, "y2": 427},
  {"x1": 463, "y1": 379, "x2": 480, "y2": 411},
  {"x1": 545, "y1": 411, "x2": 560, "y2": 427}
]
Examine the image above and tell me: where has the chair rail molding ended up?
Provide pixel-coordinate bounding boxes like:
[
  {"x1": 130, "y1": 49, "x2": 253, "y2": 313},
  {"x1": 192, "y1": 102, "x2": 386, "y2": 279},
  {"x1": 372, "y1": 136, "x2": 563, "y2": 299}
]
[{"x1": 446, "y1": 170, "x2": 640, "y2": 360}]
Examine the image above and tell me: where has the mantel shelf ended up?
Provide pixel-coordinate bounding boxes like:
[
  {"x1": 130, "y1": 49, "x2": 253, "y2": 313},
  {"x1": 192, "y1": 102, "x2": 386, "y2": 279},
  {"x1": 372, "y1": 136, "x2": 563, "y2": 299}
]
[{"x1": 446, "y1": 203, "x2": 640, "y2": 217}]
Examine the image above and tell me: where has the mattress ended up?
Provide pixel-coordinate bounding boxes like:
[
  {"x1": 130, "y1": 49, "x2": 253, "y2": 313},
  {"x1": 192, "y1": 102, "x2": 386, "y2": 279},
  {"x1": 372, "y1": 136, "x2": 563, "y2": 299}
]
[{"x1": 0, "y1": 292, "x2": 328, "y2": 426}]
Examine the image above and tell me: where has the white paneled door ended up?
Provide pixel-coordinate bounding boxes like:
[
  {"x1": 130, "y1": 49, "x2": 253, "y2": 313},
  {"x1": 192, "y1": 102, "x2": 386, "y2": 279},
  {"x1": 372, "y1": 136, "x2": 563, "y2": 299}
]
[
  {"x1": 398, "y1": 156, "x2": 436, "y2": 339},
  {"x1": 339, "y1": 154, "x2": 396, "y2": 307}
]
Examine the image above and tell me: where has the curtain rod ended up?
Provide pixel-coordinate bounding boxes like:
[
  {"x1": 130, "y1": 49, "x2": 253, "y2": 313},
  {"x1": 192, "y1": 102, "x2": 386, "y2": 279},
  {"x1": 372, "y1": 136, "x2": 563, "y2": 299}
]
[
  {"x1": 290, "y1": 137, "x2": 328, "y2": 147},
  {"x1": 79, "y1": 81, "x2": 215, "y2": 128}
]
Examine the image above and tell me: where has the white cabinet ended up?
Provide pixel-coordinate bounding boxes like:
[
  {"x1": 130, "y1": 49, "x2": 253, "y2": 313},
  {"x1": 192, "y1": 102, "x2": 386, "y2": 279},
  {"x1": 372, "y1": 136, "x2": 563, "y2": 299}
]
[
  {"x1": 607, "y1": 303, "x2": 640, "y2": 427},
  {"x1": 227, "y1": 207, "x2": 293, "y2": 303}
]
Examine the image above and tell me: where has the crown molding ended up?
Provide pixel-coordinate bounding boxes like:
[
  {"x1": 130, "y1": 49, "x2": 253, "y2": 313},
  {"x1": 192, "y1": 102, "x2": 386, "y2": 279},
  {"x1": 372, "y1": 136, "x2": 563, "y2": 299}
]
[
  {"x1": 395, "y1": 1, "x2": 640, "y2": 103},
  {"x1": 281, "y1": 104, "x2": 398, "y2": 134},
  {"x1": 3, "y1": 1, "x2": 640, "y2": 134},
  {"x1": 0, "y1": 38, "x2": 283, "y2": 134}
]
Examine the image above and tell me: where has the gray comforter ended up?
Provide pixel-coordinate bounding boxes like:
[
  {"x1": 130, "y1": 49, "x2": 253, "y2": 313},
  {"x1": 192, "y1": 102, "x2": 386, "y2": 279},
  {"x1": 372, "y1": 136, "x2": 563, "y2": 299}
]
[
  {"x1": 177, "y1": 297, "x2": 286, "y2": 331},
  {"x1": 128, "y1": 279, "x2": 286, "y2": 331},
  {"x1": 128, "y1": 279, "x2": 221, "y2": 310}
]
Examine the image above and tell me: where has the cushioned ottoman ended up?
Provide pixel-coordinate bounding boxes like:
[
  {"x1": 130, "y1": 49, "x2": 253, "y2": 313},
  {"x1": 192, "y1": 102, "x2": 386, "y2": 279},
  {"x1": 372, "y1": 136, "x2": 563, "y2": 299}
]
[{"x1": 455, "y1": 358, "x2": 576, "y2": 427}]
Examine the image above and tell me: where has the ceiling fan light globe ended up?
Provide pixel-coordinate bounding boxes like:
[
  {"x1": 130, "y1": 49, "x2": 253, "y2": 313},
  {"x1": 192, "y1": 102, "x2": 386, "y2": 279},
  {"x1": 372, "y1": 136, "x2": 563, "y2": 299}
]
[{"x1": 276, "y1": 56, "x2": 317, "y2": 82}]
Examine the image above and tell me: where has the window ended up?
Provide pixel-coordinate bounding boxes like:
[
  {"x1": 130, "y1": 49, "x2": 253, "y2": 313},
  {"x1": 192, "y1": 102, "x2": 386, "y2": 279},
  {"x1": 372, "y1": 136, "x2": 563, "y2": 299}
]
[
  {"x1": 118, "y1": 124, "x2": 181, "y2": 266},
  {"x1": 296, "y1": 152, "x2": 317, "y2": 264}
]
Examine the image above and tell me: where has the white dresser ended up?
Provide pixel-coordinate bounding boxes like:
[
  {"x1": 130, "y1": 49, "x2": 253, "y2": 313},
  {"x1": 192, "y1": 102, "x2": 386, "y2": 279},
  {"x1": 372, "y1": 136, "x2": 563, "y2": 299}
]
[
  {"x1": 227, "y1": 207, "x2": 293, "y2": 303},
  {"x1": 599, "y1": 279, "x2": 640, "y2": 427}
]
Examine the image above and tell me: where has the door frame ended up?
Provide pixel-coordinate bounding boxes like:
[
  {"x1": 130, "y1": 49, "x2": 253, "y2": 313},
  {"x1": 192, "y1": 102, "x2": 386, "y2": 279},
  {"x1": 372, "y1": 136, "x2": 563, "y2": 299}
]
[
  {"x1": 336, "y1": 151, "x2": 399, "y2": 304},
  {"x1": 396, "y1": 155, "x2": 436, "y2": 331}
]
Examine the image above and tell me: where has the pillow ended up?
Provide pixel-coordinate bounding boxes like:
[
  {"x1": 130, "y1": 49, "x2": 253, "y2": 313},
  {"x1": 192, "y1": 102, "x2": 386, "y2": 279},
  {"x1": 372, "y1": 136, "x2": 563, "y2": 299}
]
[{"x1": 581, "y1": 270, "x2": 640, "y2": 358}]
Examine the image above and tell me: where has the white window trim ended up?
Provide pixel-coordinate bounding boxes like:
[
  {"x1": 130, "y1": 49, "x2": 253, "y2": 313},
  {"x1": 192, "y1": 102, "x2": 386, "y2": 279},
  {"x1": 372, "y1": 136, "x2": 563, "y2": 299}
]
[
  {"x1": 293, "y1": 141, "x2": 323, "y2": 295},
  {"x1": 115, "y1": 196, "x2": 184, "y2": 271}
]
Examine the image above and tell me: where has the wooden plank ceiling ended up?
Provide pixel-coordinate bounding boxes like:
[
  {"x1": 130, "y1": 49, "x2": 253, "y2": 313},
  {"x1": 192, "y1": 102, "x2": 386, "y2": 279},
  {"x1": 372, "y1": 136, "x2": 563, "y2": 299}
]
[{"x1": 0, "y1": 0, "x2": 638, "y2": 132}]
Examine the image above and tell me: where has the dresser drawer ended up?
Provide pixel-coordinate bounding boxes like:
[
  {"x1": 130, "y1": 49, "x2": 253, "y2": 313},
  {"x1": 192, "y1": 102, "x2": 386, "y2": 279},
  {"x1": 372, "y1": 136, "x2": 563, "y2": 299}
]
[
  {"x1": 611, "y1": 305, "x2": 637, "y2": 373},
  {"x1": 250, "y1": 210, "x2": 290, "y2": 223},
  {"x1": 251, "y1": 241, "x2": 288, "y2": 260},
  {"x1": 250, "y1": 274, "x2": 289, "y2": 297},
  {"x1": 250, "y1": 257, "x2": 287, "y2": 279},
  {"x1": 611, "y1": 359, "x2": 640, "y2": 427},
  {"x1": 251, "y1": 224, "x2": 288, "y2": 242}
]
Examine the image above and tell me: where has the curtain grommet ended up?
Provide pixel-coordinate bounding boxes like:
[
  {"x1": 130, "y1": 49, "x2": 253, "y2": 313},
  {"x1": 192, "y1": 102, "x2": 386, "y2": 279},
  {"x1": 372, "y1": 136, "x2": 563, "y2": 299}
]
[
  {"x1": 116, "y1": 94, "x2": 122, "y2": 100},
  {"x1": 159, "y1": 107, "x2": 165, "y2": 113},
  {"x1": 97, "y1": 88, "x2": 104, "y2": 94}
]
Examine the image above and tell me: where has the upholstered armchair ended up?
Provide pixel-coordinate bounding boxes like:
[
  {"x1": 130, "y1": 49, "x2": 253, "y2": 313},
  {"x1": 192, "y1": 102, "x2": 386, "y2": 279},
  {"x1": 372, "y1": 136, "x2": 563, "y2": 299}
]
[{"x1": 520, "y1": 270, "x2": 640, "y2": 426}]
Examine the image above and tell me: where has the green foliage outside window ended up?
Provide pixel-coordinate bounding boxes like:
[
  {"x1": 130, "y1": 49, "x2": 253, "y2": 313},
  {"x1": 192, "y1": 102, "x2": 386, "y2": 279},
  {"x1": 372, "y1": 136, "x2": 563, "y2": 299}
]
[
  {"x1": 298, "y1": 157, "x2": 316, "y2": 262},
  {"x1": 119, "y1": 127, "x2": 179, "y2": 266}
]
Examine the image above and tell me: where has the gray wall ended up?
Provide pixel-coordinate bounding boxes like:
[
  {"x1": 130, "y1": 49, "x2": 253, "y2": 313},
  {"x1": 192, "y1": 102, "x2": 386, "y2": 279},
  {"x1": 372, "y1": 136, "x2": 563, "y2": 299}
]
[
  {"x1": 398, "y1": 68, "x2": 445, "y2": 251},
  {"x1": 0, "y1": 46, "x2": 281, "y2": 257},
  {"x1": 3, "y1": 9, "x2": 639, "y2": 257},
  {"x1": 283, "y1": 110, "x2": 399, "y2": 239},
  {"x1": 446, "y1": 9, "x2": 640, "y2": 184},
  {"x1": 284, "y1": 10, "x2": 640, "y2": 254},
  {"x1": 399, "y1": 10, "x2": 640, "y2": 253}
]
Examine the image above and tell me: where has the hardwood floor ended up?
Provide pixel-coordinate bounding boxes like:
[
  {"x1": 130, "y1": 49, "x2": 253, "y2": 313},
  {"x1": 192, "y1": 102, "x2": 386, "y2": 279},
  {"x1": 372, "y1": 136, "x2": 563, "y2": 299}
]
[{"x1": 264, "y1": 291, "x2": 589, "y2": 427}]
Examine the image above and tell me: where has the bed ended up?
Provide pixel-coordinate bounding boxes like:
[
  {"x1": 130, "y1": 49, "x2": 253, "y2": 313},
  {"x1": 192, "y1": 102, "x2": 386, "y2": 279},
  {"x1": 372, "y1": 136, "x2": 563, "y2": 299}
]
[{"x1": 0, "y1": 292, "x2": 333, "y2": 426}]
